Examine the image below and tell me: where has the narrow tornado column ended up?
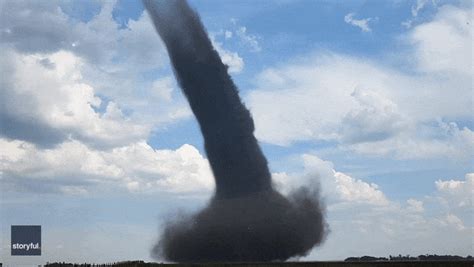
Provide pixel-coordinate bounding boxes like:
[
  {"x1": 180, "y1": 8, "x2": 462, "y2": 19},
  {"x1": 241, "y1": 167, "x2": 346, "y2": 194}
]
[
  {"x1": 145, "y1": 0, "x2": 327, "y2": 262},
  {"x1": 143, "y1": 0, "x2": 272, "y2": 199}
]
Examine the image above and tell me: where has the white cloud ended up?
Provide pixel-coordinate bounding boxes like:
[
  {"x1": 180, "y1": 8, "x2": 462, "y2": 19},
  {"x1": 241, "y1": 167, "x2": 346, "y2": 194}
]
[
  {"x1": 0, "y1": 1, "x2": 199, "y2": 150},
  {"x1": 247, "y1": 4, "x2": 472, "y2": 160},
  {"x1": 333, "y1": 171, "x2": 388, "y2": 206},
  {"x1": 402, "y1": 0, "x2": 434, "y2": 28},
  {"x1": 273, "y1": 153, "x2": 389, "y2": 206},
  {"x1": 409, "y1": 5, "x2": 472, "y2": 75},
  {"x1": 150, "y1": 77, "x2": 175, "y2": 102},
  {"x1": 401, "y1": 20, "x2": 413, "y2": 29},
  {"x1": 115, "y1": 11, "x2": 167, "y2": 69},
  {"x1": 224, "y1": 30, "x2": 233, "y2": 39},
  {"x1": 211, "y1": 37, "x2": 244, "y2": 73},
  {"x1": 0, "y1": 1, "x2": 166, "y2": 69},
  {"x1": 347, "y1": 120, "x2": 474, "y2": 160},
  {"x1": 71, "y1": 5, "x2": 191, "y2": 126},
  {"x1": 311, "y1": 199, "x2": 472, "y2": 260},
  {"x1": 344, "y1": 13, "x2": 377, "y2": 32},
  {"x1": 236, "y1": 26, "x2": 261, "y2": 52},
  {"x1": 412, "y1": 0, "x2": 429, "y2": 17},
  {"x1": 247, "y1": 53, "x2": 461, "y2": 147},
  {"x1": 247, "y1": 53, "x2": 367, "y2": 145},
  {"x1": 208, "y1": 22, "x2": 262, "y2": 73},
  {"x1": 271, "y1": 153, "x2": 472, "y2": 259},
  {"x1": 0, "y1": 0, "x2": 73, "y2": 54},
  {"x1": 436, "y1": 174, "x2": 472, "y2": 193},
  {"x1": 407, "y1": 198, "x2": 424, "y2": 213},
  {"x1": 305, "y1": 172, "x2": 474, "y2": 260},
  {"x1": 0, "y1": 138, "x2": 214, "y2": 195},
  {"x1": 442, "y1": 214, "x2": 466, "y2": 231},
  {"x1": 0, "y1": 1, "x2": 212, "y2": 196},
  {"x1": 435, "y1": 173, "x2": 473, "y2": 209},
  {"x1": 0, "y1": 48, "x2": 150, "y2": 148},
  {"x1": 341, "y1": 88, "x2": 407, "y2": 143}
]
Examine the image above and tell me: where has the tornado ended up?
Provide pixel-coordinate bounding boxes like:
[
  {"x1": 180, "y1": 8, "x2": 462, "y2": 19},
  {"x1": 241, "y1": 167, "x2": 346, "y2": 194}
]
[{"x1": 144, "y1": 0, "x2": 328, "y2": 262}]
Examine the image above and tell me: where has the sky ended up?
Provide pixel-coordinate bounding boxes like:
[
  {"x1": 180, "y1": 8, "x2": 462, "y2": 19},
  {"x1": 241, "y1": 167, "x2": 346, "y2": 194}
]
[{"x1": 0, "y1": 0, "x2": 472, "y2": 265}]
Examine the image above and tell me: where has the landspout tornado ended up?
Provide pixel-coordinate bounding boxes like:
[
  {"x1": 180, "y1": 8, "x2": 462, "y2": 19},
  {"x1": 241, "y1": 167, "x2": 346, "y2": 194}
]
[{"x1": 144, "y1": 0, "x2": 327, "y2": 262}]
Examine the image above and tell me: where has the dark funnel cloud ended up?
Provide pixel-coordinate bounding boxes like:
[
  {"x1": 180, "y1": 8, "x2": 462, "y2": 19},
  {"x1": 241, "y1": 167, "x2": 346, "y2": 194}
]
[{"x1": 144, "y1": 0, "x2": 328, "y2": 262}]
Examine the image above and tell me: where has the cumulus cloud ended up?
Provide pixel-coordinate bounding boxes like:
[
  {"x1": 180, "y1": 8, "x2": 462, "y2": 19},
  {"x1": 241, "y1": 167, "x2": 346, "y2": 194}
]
[
  {"x1": 247, "y1": 4, "x2": 472, "y2": 160},
  {"x1": 0, "y1": 138, "x2": 214, "y2": 195},
  {"x1": 0, "y1": 48, "x2": 149, "y2": 148},
  {"x1": 207, "y1": 20, "x2": 262, "y2": 73},
  {"x1": 341, "y1": 88, "x2": 407, "y2": 143},
  {"x1": 344, "y1": 13, "x2": 377, "y2": 32},
  {"x1": 0, "y1": 0, "x2": 191, "y2": 132},
  {"x1": 435, "y1": 173, "x2": 473, "y2": 210},
  {"x1": 441, "y1": 214, "x2": 466, "y2": 231},
  {"x1": 211, "y1": 37, "x2": 244, "y2": 73},
  {"x1": 406, "y1": 198, "x2": 424, "y2": 213},
  {"x1": 150, "y1": 77, "x2": 175, "y2": 102},
  {"x1": 313, "y1": 199, "x2": 472, "y2": 260},
  {"x1": 247, "y1": 53, "x2": 367, "y2": 145},
  {"x1": 307, "y1": 171, "x2": 473, "y2": 260},
  {"x1": 0, "y1": 0, "x2": 165, "y2": 68},
  {"x1": 409, "y1": 4, "x2": 472, "y2": 75},
  {"x1": 0, "y1": 0, "x2": 72, "y2": 54},
  {"x1": 0, "y1": 0, "x2": 207, "y2": 195},
  {"x1": 248, "y1": 53, "x2": 467, "y2": 150},
  {"x1": 270, "y1": 153, "x2": 472, "y2": 260},
  {"x1": 347, "y1": 120, "x2": 474, "y2": 160},
  {"x1": 273, "y1": 153, "x2": 389, "y2": 206}
]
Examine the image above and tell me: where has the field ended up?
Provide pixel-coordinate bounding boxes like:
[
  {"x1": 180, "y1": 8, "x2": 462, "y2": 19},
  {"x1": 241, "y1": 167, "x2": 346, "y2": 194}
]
[{"x1": 43, "y1": 260, "x2": 474, "y2": 267}]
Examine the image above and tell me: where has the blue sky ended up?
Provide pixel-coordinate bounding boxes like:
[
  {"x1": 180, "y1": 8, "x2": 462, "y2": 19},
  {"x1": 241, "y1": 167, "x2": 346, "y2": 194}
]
[{"x1": 0, "y1": 0, "x2": 472, "y2": 265}]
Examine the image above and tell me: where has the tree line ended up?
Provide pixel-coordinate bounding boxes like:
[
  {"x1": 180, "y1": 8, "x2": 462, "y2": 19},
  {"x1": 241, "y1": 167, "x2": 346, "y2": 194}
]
[{"x1": 344, "y1": 254, "x2": 473, "y2": 262}]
